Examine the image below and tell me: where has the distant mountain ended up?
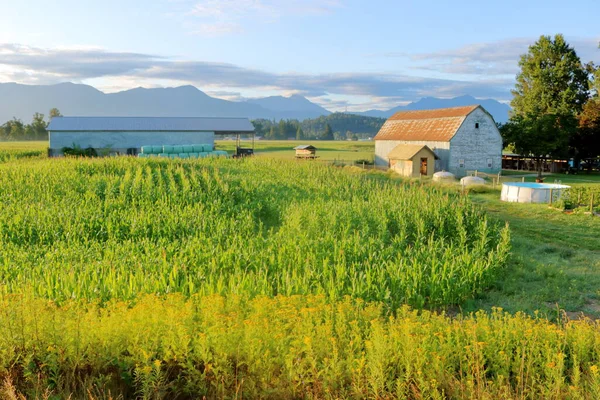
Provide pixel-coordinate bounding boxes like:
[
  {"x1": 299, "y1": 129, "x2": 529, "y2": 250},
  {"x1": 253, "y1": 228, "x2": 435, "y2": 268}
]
[
  {"x1": 358, "y1": 95, "x2": 511, "y2": 123},
  {"x1": 246, "y1": 94, "x2": 330, "y2": 119},
  {"x1": 0, "y1": 83, "x2": 328, "y2": 123},
  {"x1": 0, "y1": 83, "x2": 511, "y2": 125}
]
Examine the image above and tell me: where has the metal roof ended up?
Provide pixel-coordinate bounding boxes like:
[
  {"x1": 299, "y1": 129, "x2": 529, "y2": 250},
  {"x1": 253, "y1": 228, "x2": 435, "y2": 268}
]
[
  {"x1": 294, "y1": 145, "x2": 316, "y2": 150},
  {"x1": 387, "y1": 144, "x2": 439, "y2": 160},
  {"x1": 47, "y1": 116, "x2": 255, "y2": 133},
  {"x1": 374, "y1": 105, "x2": 481, "y2": 142}
]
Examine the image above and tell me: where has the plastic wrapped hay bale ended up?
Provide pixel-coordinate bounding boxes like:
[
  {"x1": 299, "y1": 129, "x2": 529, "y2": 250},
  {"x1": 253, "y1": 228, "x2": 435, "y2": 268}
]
[
  {"x1": 192, "y1": 144, "x2": 204, "y2": 153},
  {"x1": 460, "y1": 176, "x2": 486, "y2": 187},
  {"x1": 182, "y1": 145, "x2": 194, "y2": 153},
  {"x1": 163, "y1": 145, "x2": 175, "y2": 154},
  {"x1": 140, "y1": 146, "x2": 153, "y2": 154},
  {"x1": 173, "y1": 145, "x2": 184, "y2": 154},
  {"x1": 433, "y1": 171, "x2": 456, "y2": 182}
]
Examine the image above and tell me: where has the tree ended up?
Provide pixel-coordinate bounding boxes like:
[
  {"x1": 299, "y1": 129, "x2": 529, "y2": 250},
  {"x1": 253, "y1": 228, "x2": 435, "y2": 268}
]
[
  {"x1": 266, "y1": 126, "x2": 276, "y2": 140},
  {"x1": 321, "y1": 123, "x2": 334, "y2": 140},
  {"x1": 49, "y1": 108, "x2": 62, "y2": 119},
  {"x1": 296, "y1": 126, "x2": 304, "y2": 140},
  {"x1": 31, "y1": 112, "x2": 48, "y2": 140},
  {"x1": 505, "y1": 34, "x2": 590, "y2": 179}
]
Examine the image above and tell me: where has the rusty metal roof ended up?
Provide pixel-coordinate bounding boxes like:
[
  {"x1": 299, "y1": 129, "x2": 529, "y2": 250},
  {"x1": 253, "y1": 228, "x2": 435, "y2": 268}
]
[
  {"x1": 388, "y1": 144, "x2": 439, "y2": 160},
  {"x1": 374, "y1": 105, "x2": 480, "y2": 142}
]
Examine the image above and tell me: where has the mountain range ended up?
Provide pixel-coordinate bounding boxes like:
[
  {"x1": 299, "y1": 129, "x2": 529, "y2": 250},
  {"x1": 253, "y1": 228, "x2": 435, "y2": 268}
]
[{"x1": 0, "y1": 83, "x2": 510, "y2": 124}]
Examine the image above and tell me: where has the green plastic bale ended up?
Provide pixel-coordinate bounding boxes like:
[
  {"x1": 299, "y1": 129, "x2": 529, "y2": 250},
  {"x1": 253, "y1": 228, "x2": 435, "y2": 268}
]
[
  {"x1": 140, "y1": 146, "x2": 153, "y2": 154},
  {"x1": 173, "y1": 145, "x2": 184, "y2": 154},
  {"x1": 179, "y1": 153, "x2": 190, "y2": 158},
  {"x1": 152, "y1": 146, "x2": 163, "y2": 154},
  {"x1": 212, "y1": 150, "x2": 228, "y2": 157},
  {"x1": 192, "y1": 144, "x2": 204, "y2": 152},
  {"x1": 169, "y1": 154, "x2": 178, "y2": 159},
  {"x1": 163, "y1": 145, "x2": 175, "y2": 154},
  {"x1": 189, "y1": 152, "x2": 199, "y2": 158},
  {"x1": 203, "y1": 144, "x2": 213, "y2": 152},
  {"x1": 138, "y1": 153, "x2": 148, "y2": 158},
  {"x1": 182, "y1": 145, "x2": 194, "y2": 153},
  {"x1": 198, "y1": 152, "x2": 208, "y2": 158},
  {"x1": 158, "y1": 153, "x2": 169, "y2": 158}
]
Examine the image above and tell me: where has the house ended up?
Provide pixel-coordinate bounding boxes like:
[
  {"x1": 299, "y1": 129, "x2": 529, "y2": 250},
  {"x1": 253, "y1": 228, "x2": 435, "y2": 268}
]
[
  {"x1": 388, "y1": 144, "x2": 439, "y2": 177},
  {"x1": 374, "y1": 105, "x2": 502, "y2": 176},
  {"x1": 47, "y1": 116, "x2": 255, "y2": 156},
  {"x1": 294, "y1": 145, "x2": 317, "y2": 159}
]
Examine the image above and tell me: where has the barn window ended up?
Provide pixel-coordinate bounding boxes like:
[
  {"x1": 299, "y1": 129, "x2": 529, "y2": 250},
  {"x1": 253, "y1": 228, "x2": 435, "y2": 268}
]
[
  {"x1": 487, "y1": 158, "x2": 493, "y2": 168},
  {"x1": 459, "y1": 159, "x2": 465, "y2": 168},
  {"x1": 475, "y1": 123, "x2": 480, "y2": 129}
]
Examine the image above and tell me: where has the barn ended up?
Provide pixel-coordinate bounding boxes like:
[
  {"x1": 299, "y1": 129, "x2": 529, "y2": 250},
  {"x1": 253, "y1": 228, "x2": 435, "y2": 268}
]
[
  {"x1": 47, "y1": 116, "x2": 255, "y2": 156},
  {"x1": 374, "y1": 105, "x2": 502, "y2": 176}
]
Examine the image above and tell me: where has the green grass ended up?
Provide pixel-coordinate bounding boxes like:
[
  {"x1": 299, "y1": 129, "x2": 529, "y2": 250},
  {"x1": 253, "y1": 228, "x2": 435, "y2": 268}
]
[
  {"x1": 0, "y1": 140, "x2": 47, "y2": 151},
  {"x1": 216, "y1": 139, "x2": 374, "y2": 162},
  {"x1": 466, "y1": 191, "x2": 600, "y2": 318}
]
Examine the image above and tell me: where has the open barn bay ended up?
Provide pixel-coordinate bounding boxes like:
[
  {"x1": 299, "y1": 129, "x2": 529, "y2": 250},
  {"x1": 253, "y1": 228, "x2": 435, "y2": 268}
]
[{"x1": 2, "y1": 152, "x2": 600, "y2": 398}]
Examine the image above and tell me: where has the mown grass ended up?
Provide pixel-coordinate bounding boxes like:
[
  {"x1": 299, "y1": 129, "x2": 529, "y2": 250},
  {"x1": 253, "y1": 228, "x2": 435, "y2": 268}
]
[
  {"x1": 215, "y1": 139, "x2": 375, "y2": 162},
  {"x1": 467, "y1": 191, "x2": 600, "y2": 319}
]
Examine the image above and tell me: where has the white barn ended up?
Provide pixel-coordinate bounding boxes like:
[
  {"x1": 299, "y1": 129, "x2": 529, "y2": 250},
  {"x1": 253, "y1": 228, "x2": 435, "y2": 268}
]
[
  {"x1": 47, "y1": 116, "x2": 255, "y2": 156},
  {"x1": 374, "y1": 105, "x2": 503, "y2": 176}
]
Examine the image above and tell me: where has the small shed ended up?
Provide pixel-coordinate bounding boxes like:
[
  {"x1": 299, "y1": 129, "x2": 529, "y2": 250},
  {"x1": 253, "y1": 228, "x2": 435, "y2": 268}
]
[
  {"x1": 294, "y1": 145, "x2": 317, "y2": 159},
  {"x1": 388, "y1": 144, "x2": 439, "y2": 177}
]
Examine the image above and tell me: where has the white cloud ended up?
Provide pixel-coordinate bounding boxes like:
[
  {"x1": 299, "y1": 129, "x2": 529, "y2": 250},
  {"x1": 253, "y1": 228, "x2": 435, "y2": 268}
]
[{"x1": 185, "y1": 0, "x2": 343, "y2": 36}]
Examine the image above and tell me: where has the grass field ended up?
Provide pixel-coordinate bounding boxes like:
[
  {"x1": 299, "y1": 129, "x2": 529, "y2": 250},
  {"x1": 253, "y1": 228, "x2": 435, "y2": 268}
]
[{"x1": 1, "y1": 140, "x2": 600, "y2": 398}]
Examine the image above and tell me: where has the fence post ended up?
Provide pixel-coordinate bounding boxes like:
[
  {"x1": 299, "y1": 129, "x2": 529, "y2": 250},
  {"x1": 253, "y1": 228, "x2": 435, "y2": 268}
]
[
  {"x1": 522, "y1": 177, "x2": 525, "y2": 183},
  {"x1": 549, "y1": 189, "x2": 553, "y2": 205}
]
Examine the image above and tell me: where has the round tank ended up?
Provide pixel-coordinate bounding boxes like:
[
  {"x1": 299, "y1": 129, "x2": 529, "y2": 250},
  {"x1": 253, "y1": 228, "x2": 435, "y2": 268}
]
[
  {"x1": 500, "y1": 182, "x2": 570, "y2": 203},
  {"x1": 460, "y1": 176, "x2": 486, "y2": 187},
  {"x1": 432, "y1": 171, "x2": 456, "y2": 182}
]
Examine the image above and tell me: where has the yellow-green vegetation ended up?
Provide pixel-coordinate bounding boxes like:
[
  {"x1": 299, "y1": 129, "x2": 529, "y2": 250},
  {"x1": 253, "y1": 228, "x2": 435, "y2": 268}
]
[
  {"x1": 3, "y1": 294, "x2": 600, "y2": 399},
  {"x1": 0, "y1": 141, "x2": 46, "y2": 162}
]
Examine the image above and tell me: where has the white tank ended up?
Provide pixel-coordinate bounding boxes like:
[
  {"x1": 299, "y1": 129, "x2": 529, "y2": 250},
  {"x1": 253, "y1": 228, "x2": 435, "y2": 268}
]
[
  {"x1": 432, "y1": 171, "x2": 456, "y2": 182},
  {"x1": 460, "y1": 176, "x2": 486, "y2": 187}
]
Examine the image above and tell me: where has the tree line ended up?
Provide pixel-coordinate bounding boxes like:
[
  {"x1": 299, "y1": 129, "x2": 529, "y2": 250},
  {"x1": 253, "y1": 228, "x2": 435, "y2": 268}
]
[
  {"x1": 501, "y1": 34, "x2": 600, "y2": 178},
  {"x1": 251, "y1": 113, "x2": 386, "y2": 141},
  {"x1": 0, "y1": 108, "x2": 61, "y2": 141}
]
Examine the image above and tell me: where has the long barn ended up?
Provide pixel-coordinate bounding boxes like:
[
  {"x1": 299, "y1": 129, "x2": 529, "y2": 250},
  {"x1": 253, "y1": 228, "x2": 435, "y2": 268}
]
[
  {"x1": 47, "y1": 116, "x2": 255, "y2": 156},
  {"x1": 374, "y1": 105, "x2": 502, "y2": 176}
]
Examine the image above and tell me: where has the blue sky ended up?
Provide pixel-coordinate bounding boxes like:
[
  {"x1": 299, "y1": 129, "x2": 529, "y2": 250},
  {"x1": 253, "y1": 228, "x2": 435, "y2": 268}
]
[{"x1": 0, "y1": 0, "x2": 598, "y2": 111}]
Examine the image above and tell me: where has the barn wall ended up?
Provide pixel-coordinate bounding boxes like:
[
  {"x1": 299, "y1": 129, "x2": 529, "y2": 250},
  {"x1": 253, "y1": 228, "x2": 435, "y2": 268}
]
[
  {"x1": 49, "y1": 131, "x2": 215, "y2": 153},
  {"x1": 448, "y1": 108, "x2": 502, "y2": 176},
  {"x1": 375, "y1": 140, "x2": 449, "y2": 170}
]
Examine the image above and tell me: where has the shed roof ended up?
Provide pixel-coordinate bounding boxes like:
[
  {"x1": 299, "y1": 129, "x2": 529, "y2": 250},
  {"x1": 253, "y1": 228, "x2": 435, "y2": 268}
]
[
  {"x1": 47, "y1": 116, "x2": 255, "y2": 133},
  {"x1": 388, "y1": 144, "x2": 439, "y2": 160},
  {"x1": 374, "y1": 105, "x2": 481, "y2": 142},
  {"x1": 294, "y1": 145, "x2": 316, "y2": 150}
]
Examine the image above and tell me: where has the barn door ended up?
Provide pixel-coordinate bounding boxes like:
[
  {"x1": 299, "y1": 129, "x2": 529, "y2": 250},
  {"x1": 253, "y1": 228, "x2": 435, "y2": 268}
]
[{"x1": 420, "y1": 158, "x2": 428, "y2": 175}]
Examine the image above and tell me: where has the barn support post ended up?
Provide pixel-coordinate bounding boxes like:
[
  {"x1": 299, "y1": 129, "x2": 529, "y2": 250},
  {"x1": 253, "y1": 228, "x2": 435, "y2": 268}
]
[{"x1": 549, "y1": 189, "x2": 553, "y2": 205}]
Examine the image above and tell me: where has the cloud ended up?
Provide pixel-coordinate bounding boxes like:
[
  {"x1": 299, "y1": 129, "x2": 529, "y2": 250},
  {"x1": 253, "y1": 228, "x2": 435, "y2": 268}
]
[
  {"x1": 185, "y1": 0, "x2": 343, "y2": 36},
  {"x1": 405, "y1": 37, "x2": 600, "y2": 77},
  {"x1": 0, "y1": 42, "x2": 515, "y2": 109}
]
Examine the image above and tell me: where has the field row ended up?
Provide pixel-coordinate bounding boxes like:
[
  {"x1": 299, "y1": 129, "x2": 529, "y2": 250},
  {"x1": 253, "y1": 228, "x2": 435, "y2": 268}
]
[{"x1": 0, "y1": 157, "x2": 509, "y2": 308}]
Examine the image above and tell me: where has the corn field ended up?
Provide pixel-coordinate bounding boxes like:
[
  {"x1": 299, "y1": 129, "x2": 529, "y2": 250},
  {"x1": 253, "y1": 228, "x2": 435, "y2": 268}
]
[{"x1": 0, "y1": 156, "x2": 509, "y2": 308}]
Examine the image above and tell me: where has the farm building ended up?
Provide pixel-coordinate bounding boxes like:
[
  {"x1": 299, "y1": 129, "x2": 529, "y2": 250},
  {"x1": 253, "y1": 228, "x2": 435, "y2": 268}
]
[
  {"x1": 374, "y1": 105, "x2": 502, "y2": 176},
  {"x1": 294, "y1": 145, "x2": 317, "y2": 159},
  {"x1": 47, "y1": 116, "x2": 255, "y2": 156},
  {"x1": 388, "y1": 144, "x2": 439, "y2": 177}
]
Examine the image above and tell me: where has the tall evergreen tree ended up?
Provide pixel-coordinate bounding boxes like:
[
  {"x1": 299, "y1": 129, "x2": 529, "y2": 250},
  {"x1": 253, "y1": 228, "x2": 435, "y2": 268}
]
[
  {"x1": 296, "y1": 125, "x2": 304, "y2": 140},
  {"x1": 321, "y1": 123, "x2": 334, "y2": 140}
]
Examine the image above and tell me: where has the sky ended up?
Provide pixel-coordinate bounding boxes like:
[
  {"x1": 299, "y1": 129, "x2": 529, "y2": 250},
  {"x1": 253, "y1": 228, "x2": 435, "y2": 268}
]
[{"x1": 0, "y1": 0, "x2": 598, "y2": 111}]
